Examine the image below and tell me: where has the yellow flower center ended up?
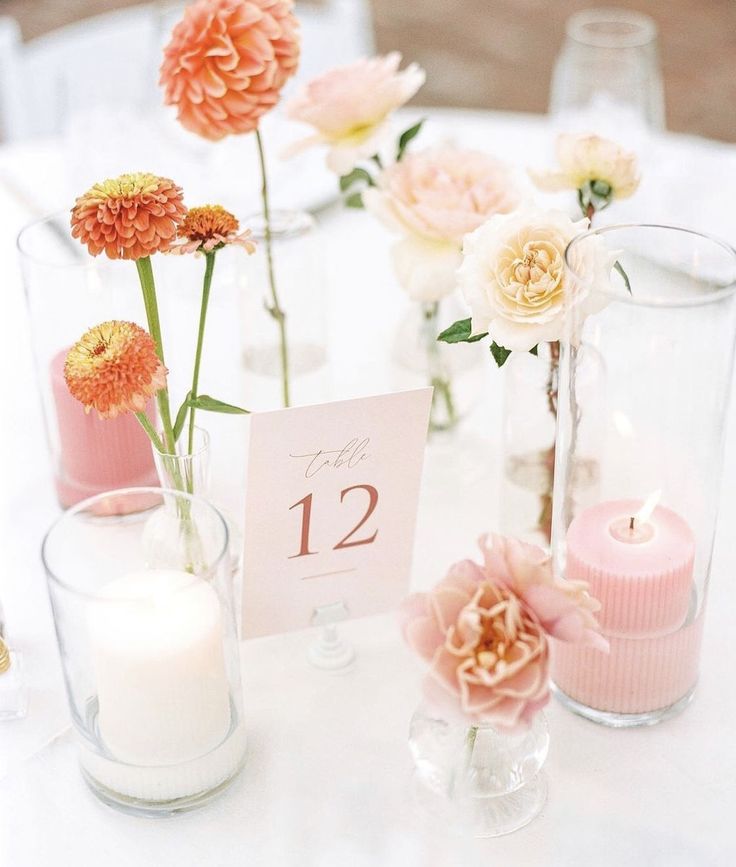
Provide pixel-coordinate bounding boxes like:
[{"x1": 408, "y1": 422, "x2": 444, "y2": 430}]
[{"x1": 91, "y1": 173, "x2": 161, "y2": 200}]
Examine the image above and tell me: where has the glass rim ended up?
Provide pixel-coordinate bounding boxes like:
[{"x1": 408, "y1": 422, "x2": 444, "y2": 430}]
[
  {"x1": 244, "y1": 207, "x2": 315, "y2": 241},
  {"x1": 565, "y1": 223, "x2": 736, "y2": 309},
  {"x1": 41, "y1": 486, "x2": 230, "y2": 600},
  {"x1": 17, "y1": 209, "x2": 90, "y2": 270},
  {"x1": 152, "y1": 426, "x2": 210, "y2": 460},
  {"x1": 566, "y1": 8, "x2": 658, "y2": 49}
]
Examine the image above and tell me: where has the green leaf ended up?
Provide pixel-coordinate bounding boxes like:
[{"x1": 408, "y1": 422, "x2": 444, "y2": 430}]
[
  {"x1": 173, "y1": 392, "x2": 192, "y2": 441},
  {"x1": 345, "y1": 191, "x2": 364, "y2": 209},
  {"x1": 187, "y1": 395, "x2": 250, "y2": 415},
  {"x1": 339, "y1": 167, "x2": 375, "y2": 192},
  {"x1": 437, "y1": 318, "x2": 488, "y2": 344},
  {"x1": 529, "y1": 345, "x2": 539, "y2": 356},
  {"x1": 490, "y1": 342, "x2": 512, "y2": 368},
  {"x1": 613, "y1": 259, "x2": 633, "y2": 295},
  {"x1": 396, "y1": 118, "x2": 425, "y2": 161}
]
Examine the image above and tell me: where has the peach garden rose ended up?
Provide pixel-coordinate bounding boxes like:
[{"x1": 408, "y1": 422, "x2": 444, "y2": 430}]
[
  {"x1": 400, "y1": 535, "x2": 606, "y2": 730},
  {"x1": 456, "y1": 204, "x2": 615, "y2": 353},
  {"x1": 363, "y1": 146, "x2": 520, "y2": 302}
]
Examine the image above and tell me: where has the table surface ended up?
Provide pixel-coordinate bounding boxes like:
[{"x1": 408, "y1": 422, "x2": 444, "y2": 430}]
[{"x1": 2, "y1": 107, "x2": 736, "y2": 867}]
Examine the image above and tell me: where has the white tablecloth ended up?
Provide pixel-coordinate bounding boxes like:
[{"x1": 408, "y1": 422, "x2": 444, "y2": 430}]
[{"x1": 1, "y1": 109, "x2": 736, "y2": 866}]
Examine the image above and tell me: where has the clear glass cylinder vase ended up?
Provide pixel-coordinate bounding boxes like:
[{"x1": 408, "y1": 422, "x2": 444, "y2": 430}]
[
  {"x1": 41, "y1": 487, "x2": 246, "y2": 815},
  {"x1": 551, "y1": 224, "x2": 736, "y2": 726},
  {"x1": 409, "y1": 704, "x2": 549, "y2": 837},
  {"x1": 392, "y1": 295, "x2": 485, "y2": 435},
  {"x1": 18, "y1": 213, "x2": 160, "y2": 507},
  {"x1": 240, "y1": 209, "x2": 329, "y2": 410}
]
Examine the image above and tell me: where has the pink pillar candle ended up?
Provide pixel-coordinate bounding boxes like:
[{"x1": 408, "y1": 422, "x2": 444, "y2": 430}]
[
  {"x1": 564, "y1": 499, "x2": 695, "y2": 638},
  {"x1": 50, "y1": 348, "x2": 160, "y2": 508},
  {"x1": 552, "y1": 610, "x2": 704, "y2": 715}
]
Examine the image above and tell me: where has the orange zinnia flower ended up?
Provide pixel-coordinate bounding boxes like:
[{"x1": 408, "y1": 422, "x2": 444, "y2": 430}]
[
  {"x1": 160, "y1": 0, "x2": 300, "y2": 141},
  {"x1": 65, "y1": 321, "x2": 167, "y2": 419},
  {"x1": 70, "y1": 173, "x2": 187, "y2": 260},
  {"x1": 169, "y1": 205, "x2": 257, "y2": 255}
]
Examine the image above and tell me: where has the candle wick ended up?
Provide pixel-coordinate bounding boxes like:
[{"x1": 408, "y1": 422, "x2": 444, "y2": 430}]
[{"x1": 629, "y1": 516, "x2": 636, "y2": 531}]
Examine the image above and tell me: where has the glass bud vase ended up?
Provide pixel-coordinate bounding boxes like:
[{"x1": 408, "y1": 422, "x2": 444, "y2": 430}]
[
  {"x1": 240, "y1": 209, "x2": 329, "y2": 410},
  {"x1": 409, "y1": 705, "x2": 549, "y2": 837},
  {"x1": 392, "y1": 296, "x2": 485, "y2": 435},
  {"x1": 151, "y1": 427, "x2": 210, "y2": 498},
  {"x1": 501, "y1": 341, "x2": 604, "y2": 547},
  {"x1": 42, "y1": 487, "x2": 247, "y2": 816},
  {"x1": 551, "y1": 225, "x2": 736, "y2": 726}
]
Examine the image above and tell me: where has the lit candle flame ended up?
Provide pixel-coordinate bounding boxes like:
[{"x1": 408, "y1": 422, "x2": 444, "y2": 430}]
[{"x1": 631, "y1": 489, "x2": 661, "y2": 529}]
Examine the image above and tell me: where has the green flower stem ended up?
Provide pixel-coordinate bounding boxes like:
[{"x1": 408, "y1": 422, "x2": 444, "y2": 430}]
[
  {"x1": 135, "y1": 256, "x2": 176, "y2": 454},
  {"x1": 188, "y1": 250, "x2": 216, "y2": 456},
  {"x1": 424, "y1": 302, "x2": 457, "y2": 431},
  {"x1": 134, "y1": 412, "x2": 165, "y2": 453},
  {"x1": 254, "y1": 127, "x2": 291, "y2": 408}
]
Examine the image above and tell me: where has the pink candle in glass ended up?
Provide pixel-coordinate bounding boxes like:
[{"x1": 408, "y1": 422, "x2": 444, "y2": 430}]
[
  {"x1": 553, "y1": 495, "x2": 699, "y2": 715},
  {"x1": 564, "y1": 497, "x2": 695, "y2": 638},
  {"x1": 50, "y1": 348, "x2": 160, "y2": 508}
]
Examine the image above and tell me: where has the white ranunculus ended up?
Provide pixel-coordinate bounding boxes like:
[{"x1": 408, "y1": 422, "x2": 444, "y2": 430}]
[{"x1": 459, "y1": 204, "x2": 614, "y2": 351}]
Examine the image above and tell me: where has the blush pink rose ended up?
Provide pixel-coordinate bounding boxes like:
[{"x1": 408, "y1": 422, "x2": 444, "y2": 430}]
[
  {"x1": 400, "y1": 534, "x2": 608, "y2": 729},
  {"x1": 400, "y1": 560, "x2": 550, "y2": 731},
  {"x1": 478, "y1": 533, "x2": 609, "y2": 651},
  {"x1": 285, "y1": 52, "x2": 425, "y2": 174},
  {"x1": 363, "y1": 146, "x2": 520, "y2": 301},
  {"x1": 160, "y1": 0, "x2": 300, "y2": 141}
]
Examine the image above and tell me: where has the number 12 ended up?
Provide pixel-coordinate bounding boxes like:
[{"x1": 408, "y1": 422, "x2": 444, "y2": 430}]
[{"x1": 288, "y1": 484, "x2": 379, "y2": 559}]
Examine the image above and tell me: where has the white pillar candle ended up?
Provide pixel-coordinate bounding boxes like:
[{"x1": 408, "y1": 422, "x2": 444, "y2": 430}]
[{"x1": 88, "y1": 569, "x2": 232, "y2": 767}]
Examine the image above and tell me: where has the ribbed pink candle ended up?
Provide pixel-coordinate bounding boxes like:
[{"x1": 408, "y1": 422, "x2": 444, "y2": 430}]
[
  {"x1": 565, "y1": 499, "x2": 695, "y2": 638},
  {"x1": 50, "y1": 349, "x2": 160, "y2": 507},
  {"x1": 552, "y1": 611, "x2": 704, "y2": 714}
]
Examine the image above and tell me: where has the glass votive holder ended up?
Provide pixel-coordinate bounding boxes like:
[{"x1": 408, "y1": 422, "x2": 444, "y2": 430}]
[{"x1": 41, "y1": 487, "x2": 246, "y2": 816}]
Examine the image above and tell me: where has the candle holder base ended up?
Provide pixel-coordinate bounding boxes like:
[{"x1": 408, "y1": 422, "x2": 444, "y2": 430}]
[
  {"x1": 551, "y1": 682, "x2": 696, "y2": 728},
  {"x1": 308, "y1": 602, "x2": 355, "y2": 674}
]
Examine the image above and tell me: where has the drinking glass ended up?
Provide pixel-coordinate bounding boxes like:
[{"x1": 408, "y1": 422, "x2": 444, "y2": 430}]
[{"x1": 549, "y1": 8, "x2": 665, "y2": 132}]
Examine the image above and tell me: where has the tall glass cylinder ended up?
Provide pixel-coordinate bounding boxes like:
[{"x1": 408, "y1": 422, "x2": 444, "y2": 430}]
[
  {"x1": 551, "y1": 225, "x2": 736, "y2": 726},
  {"x1": 18, "y1": 213, "x2": 159, "y2": 507},
  {"x1": 42, "y1": 487, "x2": 247, "y2": 815},
  {"x1": 240, "y1": 209, "x2": 329, "y2": 410}
]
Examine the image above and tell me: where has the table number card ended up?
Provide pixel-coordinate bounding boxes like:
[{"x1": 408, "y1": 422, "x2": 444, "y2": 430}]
[{"x1": 241, "y1": 389, "x2": 432, "y2": 637}]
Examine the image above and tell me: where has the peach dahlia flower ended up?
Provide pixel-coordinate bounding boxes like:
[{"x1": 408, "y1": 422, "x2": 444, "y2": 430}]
[
  {"x1": 363, "y1": 146, "x2": 520, "y2": 301},
  {"x1": 169, "y1": 205, "x2": 256, "y2": 255},
  {"x1": 161, "y1": 0, "x2": 300, "y2": 141},
  {"x1": 70, "y1": 173, "x2": 186, "y2": 260},
  {"x1": 285, "y1": 52, "x2": 425, "y2": 174},
  {"x1": 65, "y1": 321, "x2": 167, "y2": 419}
]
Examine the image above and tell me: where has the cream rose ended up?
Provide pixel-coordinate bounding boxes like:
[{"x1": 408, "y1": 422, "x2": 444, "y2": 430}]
[
  {"x1": 529, "y1": 133, "x2": 640, "y2": 201},
  {"x1": 285, "y1": 53, "x2": 425, "y2": 175},
  {"x1": 364, "y1": 146, "x2": 520, "y2": 302},
  {"x1": 458, "y1": 204, "x2": 614, "y2": 351}
]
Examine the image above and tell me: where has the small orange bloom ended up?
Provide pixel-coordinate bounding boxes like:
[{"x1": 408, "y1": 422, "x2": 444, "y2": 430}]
[
  {"x1": 70, "y1": 173, "x2": 187, "y2": 260},
  {"x1": 65, "y1": 321, "x2": 167, "y2": 419},
  {"x1": 160, "y1": 0, "x2": 300, "y2": 141},
  {"x1": 169, "y1": 205, "x2": 257, "y2": 255}
]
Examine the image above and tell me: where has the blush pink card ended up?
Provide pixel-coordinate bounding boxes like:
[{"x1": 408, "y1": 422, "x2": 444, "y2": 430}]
[{"x1": 241, "y1": 388, "x2": 433, "y2": 637}]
